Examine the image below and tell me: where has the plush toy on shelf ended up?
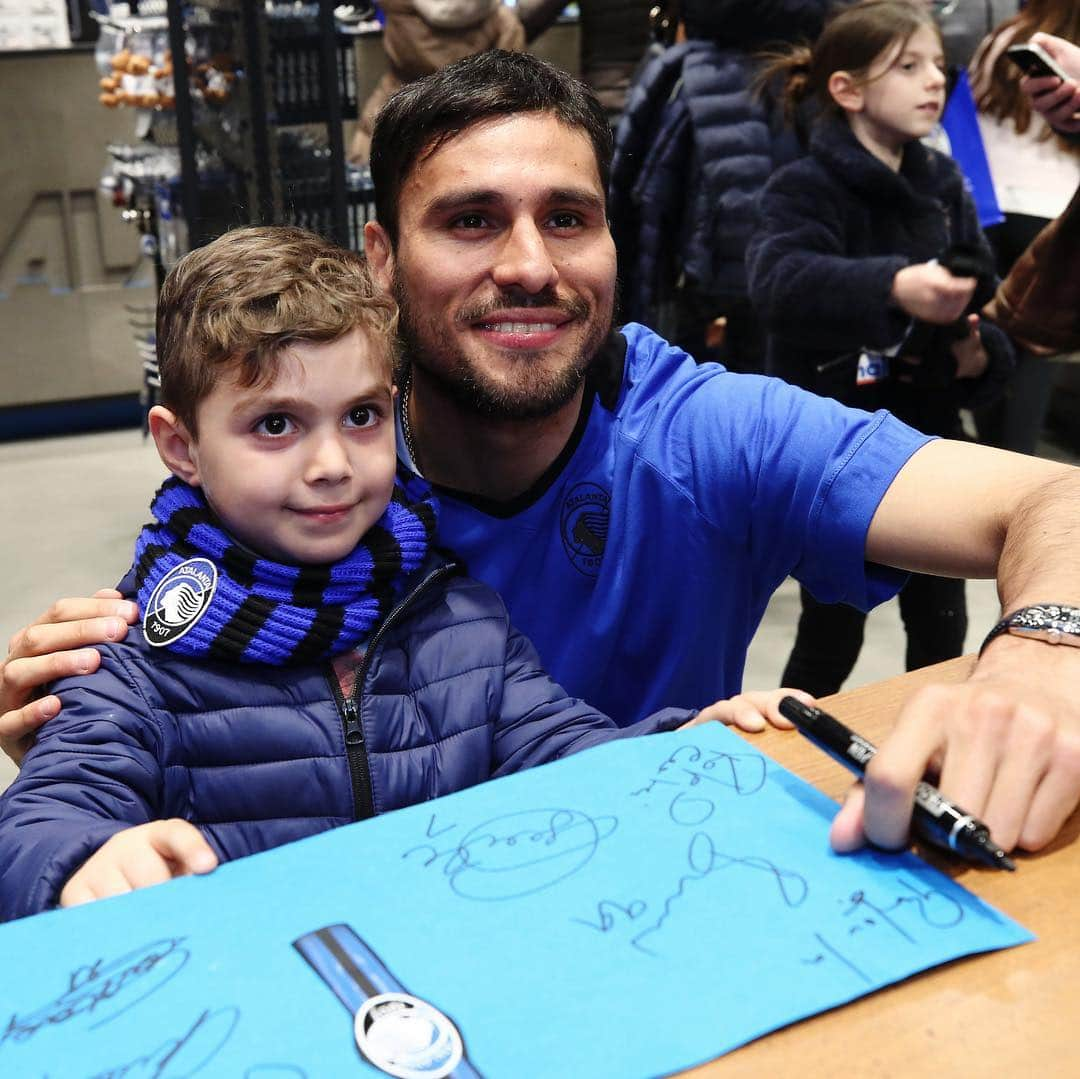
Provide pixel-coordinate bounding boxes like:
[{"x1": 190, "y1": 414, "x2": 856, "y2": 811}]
[{"x1": 348, "y1": 0, "x2": 525, "y2": 162}]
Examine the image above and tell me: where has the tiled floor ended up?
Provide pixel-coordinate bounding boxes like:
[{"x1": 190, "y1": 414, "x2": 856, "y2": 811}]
[{"x1": 1, "y1": 423, "x2": 1073, "y2": 792}]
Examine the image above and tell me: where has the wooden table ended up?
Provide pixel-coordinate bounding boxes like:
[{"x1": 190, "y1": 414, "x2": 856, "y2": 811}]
[{"x1": 686, "y1": 656, "x2": 1080, "y2": 1078}]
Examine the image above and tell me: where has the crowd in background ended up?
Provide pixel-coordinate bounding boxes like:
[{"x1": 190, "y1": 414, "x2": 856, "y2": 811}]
[
  {"x1": 612, "y1": 0, "x2": 1079, "y2": 696},
  {"x1": 353, "y1": 0, "x2": 1079, "y2": 697}
]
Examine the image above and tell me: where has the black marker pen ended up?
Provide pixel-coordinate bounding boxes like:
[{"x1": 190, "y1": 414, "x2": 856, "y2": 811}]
[{"x1": 778, "y1": 696, "x2": 1015, "y2": 871}]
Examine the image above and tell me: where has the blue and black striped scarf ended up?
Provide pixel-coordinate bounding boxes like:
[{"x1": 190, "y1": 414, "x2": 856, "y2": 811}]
[{"x1": 132, "y1": 471, "x2": 437, "y2": 666}]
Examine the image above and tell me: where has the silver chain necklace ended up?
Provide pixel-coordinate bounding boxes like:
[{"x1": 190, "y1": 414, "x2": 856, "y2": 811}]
[{"x1": 400, "y1": 369, "x2": 419, "y2": 471}]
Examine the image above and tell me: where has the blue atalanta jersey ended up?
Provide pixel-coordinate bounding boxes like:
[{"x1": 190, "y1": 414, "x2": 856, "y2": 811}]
[{"x1": 401, "y1": 324, "x2": 931, "y2": 725}]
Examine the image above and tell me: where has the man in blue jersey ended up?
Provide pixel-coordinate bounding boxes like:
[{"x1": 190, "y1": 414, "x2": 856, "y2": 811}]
[{"x1": 3, "y1": 51, "x2": 1080, "y2": 860}]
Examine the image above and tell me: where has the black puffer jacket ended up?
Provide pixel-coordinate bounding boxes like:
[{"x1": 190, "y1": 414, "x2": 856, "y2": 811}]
[
  {"x1": 746, "y1": 117, "x2": 1014, "y2": 436},
  {"x1": 609, "y1": 0, "x2": 828, "y2": 339},
  {"x1": 681, "y1": 0, "x2": 827, "y2": 47}
]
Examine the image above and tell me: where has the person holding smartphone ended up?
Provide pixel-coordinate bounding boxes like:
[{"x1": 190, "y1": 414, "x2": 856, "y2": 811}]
[
  {"x1": 969, "y1": 4, "x2": 1080, "y2": 455},
  {"x1": 981, "y1": 29, "x2": 1080, "y2": 372},
  {"x1": 1021, "y1": 31, "x2": 1080, "y2": 134}
]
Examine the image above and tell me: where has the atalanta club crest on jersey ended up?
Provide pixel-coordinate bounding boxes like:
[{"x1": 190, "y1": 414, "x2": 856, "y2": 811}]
[
  {"x1": 560, "y1": 482, "x2": 610, "y2": 577},
  {"x1": 143, "y1": 557, "x2": 217, "y2": 647}
]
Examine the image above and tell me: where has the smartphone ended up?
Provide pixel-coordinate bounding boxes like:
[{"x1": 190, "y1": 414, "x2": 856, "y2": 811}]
[{"x1": 1006, "y1": 42, "x2": 1070, "y2": 82}]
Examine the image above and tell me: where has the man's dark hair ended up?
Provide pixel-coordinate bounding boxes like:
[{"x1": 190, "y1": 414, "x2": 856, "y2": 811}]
[{"x1": 370, "y1": 49, "x2": 614, "y2": 246}]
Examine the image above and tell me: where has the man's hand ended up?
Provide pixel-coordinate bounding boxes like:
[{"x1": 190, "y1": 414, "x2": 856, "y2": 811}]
[
  {"x1": 861, "y1": 443, "x2": 1080, "y2": 857},
  {"x1": 891, "y1": 263, "x2": 976, "y2": 324},
  {"x1": 1023, "y1": 33, "x2": 1080, "y2": 135},
  {"x1": 1, "y1": 591, "x2": 139, "y2": 765},
  {"x1": 682, "y1": 687, "x2": 815, "y2": 733},
  {"x1": 952, "y1": 314, "x2": 989, "y2": 380},
  {"x1": 830, "y1": 638, "x2": 1080, "y2": 857},
  {"x1": 59, "y1": 819, "x2": 218, "y2": 908}
]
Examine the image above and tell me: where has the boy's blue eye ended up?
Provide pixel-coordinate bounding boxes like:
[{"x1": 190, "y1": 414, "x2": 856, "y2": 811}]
[
  {"x1": 256, "y1": 413, "x2": 293, "y2": 436},
  {"x1": 345, "y1": 405, "x2": 377, "y2": 429}
]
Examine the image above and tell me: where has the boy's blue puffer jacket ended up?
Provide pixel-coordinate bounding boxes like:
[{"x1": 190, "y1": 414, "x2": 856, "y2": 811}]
[{"x1": 0, "y1": 555, "x2": 690, "y2": 920}]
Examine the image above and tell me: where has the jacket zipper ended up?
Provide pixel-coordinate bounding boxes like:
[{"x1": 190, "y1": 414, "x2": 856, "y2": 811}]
[{"x1": 327, "y1": 561, "x2": 460, "y2": 822}]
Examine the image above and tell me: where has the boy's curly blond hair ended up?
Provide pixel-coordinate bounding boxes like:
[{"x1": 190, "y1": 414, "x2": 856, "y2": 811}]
[{"x1": 156, "y1": 226, "x2": 398, "y2": 434}]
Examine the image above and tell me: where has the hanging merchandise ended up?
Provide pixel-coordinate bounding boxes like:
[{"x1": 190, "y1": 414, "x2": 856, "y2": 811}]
[
  {"x1": 94, "y1": 2, "x2": 174, "y2": 117},
  {"x1": 90, "y1": 1, "x2": 236, "y2": 429},
  {"x1": 168, "y1": 0, "x2": 374, "y2": 252}
]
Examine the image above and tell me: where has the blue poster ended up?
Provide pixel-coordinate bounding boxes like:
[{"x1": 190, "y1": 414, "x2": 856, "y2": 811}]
[
  {"x1": 0, "y1": 724, "x2": 1031, "y2": 1078},
  {"x1": 942, "y1": 68, "x2": 1004, "y2": 229}
]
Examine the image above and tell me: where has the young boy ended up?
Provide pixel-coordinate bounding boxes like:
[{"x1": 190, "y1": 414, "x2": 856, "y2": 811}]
[{"x1": 0, "y1": 226, "x2": 801, "y2": 921}]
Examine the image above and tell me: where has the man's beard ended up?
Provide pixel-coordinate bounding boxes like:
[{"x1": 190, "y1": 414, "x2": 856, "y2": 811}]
[{"x1": 392, "y1": 272, "x2": 614, "y2": 422}]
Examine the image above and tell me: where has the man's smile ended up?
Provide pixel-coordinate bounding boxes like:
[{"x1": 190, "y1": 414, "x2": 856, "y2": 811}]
[{"x1": 477, "y1": 321, "x2": 559, "y2": 333}]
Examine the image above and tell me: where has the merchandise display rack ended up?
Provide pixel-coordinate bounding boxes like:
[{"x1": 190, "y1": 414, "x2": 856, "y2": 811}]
[
  {"x1": 94, "y1": 0, "x2": 376, "y2": 425},
  {"x1": 166, "y1": 0, "x2": 369, "y2": 251}
]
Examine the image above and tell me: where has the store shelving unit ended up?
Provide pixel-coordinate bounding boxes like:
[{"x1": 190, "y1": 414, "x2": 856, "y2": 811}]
[
  {"x1": 165, "y1": 0, "x2": 367, "y2": 251},
  {"x1": 88, "y1": 0, "x2": 372, "y2": 431}
]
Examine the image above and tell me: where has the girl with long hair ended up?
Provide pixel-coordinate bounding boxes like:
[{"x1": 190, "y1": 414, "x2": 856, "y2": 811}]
[{"x1": 746, "y1": 0, "x2": 1014, "y2": 696}]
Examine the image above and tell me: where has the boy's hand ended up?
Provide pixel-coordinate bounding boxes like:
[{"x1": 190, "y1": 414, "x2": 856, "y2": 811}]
[
  {"x1": 59, "y1": 820, "x2": 218, "y2": 908},
  {"x1": 0, "y1": 590, "x2": 138, "y2": 765},
  {"x1": 952, "y1": 314, "x2": 989, "y2": 380},
  {"x1": 891, "y1": 263, "x2": 976, "y2": 324},
  {"x1": 682, "y1": 688, "x2": 815, "y2": 733}
]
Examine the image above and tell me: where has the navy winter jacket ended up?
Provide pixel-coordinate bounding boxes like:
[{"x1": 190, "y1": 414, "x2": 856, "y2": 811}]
[
  {"x1": 746, "y1": 118, "x2": 1014, "y2": 435},
  {"x1": 682, "y1": 0, "x2": 828, "y2": 46},
  {"x1": 609, "y1": 0, "x2": 827, "y2": 330},
  {"x1": 0, "y1": 555, "x2": 690, "y2": 921}
]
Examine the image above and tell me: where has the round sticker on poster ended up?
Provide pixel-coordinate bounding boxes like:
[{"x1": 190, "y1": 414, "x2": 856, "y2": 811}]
[
  {"x1": 354, "y1": 992, "x2": 464, "y2": 1079},
  {"x1": 142, "y1": 557, "x2": 217, "y2": 648}
]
